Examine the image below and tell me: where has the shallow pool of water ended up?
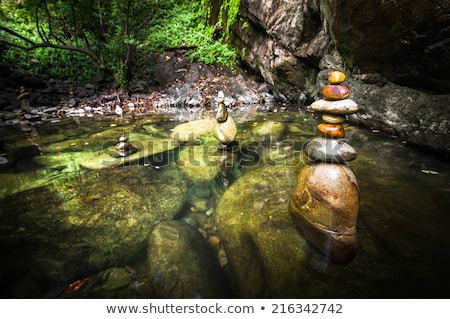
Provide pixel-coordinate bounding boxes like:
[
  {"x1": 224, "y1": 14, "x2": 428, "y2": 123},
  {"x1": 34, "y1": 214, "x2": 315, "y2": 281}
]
[{"x1": 0, "y1": 109, "x2": 449, "y2": 298}]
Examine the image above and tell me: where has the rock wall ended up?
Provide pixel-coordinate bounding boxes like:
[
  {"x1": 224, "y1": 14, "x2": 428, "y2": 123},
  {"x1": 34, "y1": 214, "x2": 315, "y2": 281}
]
[
  {"x1": 208, "y1": 0, "x2": 450, "y2": 153},
  {"x1": 329, "y1": 0, "x2": 450, "y2": 93}
]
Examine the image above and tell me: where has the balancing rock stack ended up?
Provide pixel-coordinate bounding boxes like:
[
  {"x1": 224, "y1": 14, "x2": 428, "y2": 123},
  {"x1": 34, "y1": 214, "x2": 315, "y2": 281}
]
[
  {"x1": 111, "y1": 134, "x2": 138, "y2": 157},
  {"x1": 213, "y1": 91, "x2": 237, "y2": 150},
  {"x1": 289, "y1": 70, "x2": 360, "y2": 264}
]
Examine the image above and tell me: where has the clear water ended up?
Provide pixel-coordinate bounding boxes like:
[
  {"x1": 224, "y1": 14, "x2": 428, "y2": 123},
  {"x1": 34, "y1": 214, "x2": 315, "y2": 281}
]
[{"x1": 0, "y1": 109, "x2": 449, "y2": 298}]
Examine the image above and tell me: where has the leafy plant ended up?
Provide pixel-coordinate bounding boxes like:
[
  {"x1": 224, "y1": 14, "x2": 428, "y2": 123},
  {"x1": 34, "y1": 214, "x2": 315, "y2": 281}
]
[
  {"x1": 0, "y1": 0, "x2": 239, "y2": 86},
  {"x1": 145, "y1": 1, "x2": 237, "y2": 68}
]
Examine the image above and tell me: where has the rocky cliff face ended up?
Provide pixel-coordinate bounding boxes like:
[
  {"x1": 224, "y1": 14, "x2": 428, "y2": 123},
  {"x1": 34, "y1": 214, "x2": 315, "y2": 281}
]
[
  {"x1": 329, "y1": 0, "x2": 450, "y2": 93},
  {"x1": 208, "y1": 0, "x2": 450, "y2": 153}
]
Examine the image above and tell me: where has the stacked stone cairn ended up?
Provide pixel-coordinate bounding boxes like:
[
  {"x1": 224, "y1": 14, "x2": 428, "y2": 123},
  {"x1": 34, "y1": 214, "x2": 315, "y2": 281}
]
[
  {"x1": 213, "y1": 91, "x2": 238, "y2": 150},
  {"x1": 111, "y1": 134, "x2": 138, "y2": 157},
  {"x1": 288, "y1": 70, "x2": 360, "y2": 264}
]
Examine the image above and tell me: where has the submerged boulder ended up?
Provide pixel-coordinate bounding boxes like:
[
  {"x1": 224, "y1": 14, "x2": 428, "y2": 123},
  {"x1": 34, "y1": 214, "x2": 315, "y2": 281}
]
[
  {"x1": 215, "y1": 165, "x2": 319, "y2": 298},
  {"x1": 170, "y1": 118, "x2": 216, "y2": 143},
  {"x1": 147, "y1": 220, "x2": 233, "y2": 298},
  {"x1": 0, "y1": 164, "x2": 187, "y2": 286}
]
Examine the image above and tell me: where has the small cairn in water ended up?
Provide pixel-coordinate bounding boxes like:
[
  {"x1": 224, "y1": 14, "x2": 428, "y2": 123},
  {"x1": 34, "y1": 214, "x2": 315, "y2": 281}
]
[
  {"x1": 17, "y1": 86, "x2": 31, "y2": 112},
  {"x1": 111, "y1": 134, "x2": 138, "y2": 157},
  {"x1": 212, "y1": 91, "x2": 238, "y2": 150},
  {"x1": 289, "y1": 70, "x2": 360, "y2": 264}
]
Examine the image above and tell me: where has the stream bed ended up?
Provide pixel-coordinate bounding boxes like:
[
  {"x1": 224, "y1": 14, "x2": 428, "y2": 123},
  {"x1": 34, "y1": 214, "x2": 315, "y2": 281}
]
[{"x1": 0, "y1": 109, "x2": 449, "y2": 298}]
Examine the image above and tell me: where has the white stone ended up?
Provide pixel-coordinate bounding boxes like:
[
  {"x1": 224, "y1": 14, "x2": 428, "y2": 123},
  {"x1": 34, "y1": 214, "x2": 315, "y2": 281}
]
[{"x1": 310, "y1": 99, "x2": 359, "y2": 114}]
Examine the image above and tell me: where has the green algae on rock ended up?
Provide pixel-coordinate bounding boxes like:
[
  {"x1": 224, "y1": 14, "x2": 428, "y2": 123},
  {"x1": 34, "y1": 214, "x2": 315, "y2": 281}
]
[
  {"x1": 170, "y1": 118, "x2": 216, "y2": 143},
  {"x1": 0, "y1": 163, "x2": 187, "y2": 284},
  {"x1": 215, "y1": 165, "x2": 318, "y2": 298},
  {"x1": 77, "y1": 137, "x2": 180, "y2": 169},
  {"x1": 147, "y1": 220, "x2": 233, "y2": 298}
]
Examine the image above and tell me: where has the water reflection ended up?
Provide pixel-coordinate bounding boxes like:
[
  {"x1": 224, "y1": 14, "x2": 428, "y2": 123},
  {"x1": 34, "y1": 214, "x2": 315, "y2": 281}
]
[{"x1": 0, "y1": 110, "x2": 449, "y2": 298}]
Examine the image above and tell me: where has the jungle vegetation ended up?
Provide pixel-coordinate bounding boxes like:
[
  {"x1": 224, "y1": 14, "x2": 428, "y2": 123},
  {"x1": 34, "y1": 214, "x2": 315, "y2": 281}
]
[{"x1": 0, "y1": 0, "x2": 239, "y2": 89}]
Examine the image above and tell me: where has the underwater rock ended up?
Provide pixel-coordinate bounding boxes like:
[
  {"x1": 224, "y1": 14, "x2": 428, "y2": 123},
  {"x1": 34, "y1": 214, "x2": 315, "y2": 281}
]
[
  {"x1": 215, "y1": 165, "x2": 318, "y2": 298},
  {"x1": 78, "y1": 137, "x2": 179, "y2": 169},
  {"x1": 251, "y1": 120, "x2": 287, "y2": 141},
  {"x1": 0, "y1": 164, "x2": 187, "y2": 286},
  {"x1": 147, "y1": 220, "x2": 232, "y2": 298},
  {"x1": 99, "y1": 267, "x2": 132, "y2": 291},
  {"x1": 170, "y1": 118, "x2": 216, "y2": 143},
  {"x1": 289, "y1": 162, "x2": 359, "y2": 263},
  {"x1": 176, "y1": 133, "x2": 231, "y2": 183}
]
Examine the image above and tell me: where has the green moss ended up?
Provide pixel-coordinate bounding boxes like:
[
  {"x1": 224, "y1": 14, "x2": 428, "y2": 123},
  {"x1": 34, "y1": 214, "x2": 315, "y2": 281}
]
[{"x1": 337, "y1": 42, "x2": 354, "y2": 70}]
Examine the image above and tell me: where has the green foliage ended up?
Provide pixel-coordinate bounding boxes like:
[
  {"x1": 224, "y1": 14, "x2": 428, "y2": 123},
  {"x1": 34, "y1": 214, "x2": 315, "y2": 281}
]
[
  {"x1": 189, "y1": 40, "x2": 236, "y2": 68},
  {"x1": 224, "y1": 0, "x2": 240, "y2": 35},
  {"x1": 145, "y1": 0, "x2": 237, "y2": 68},
  {"x1": 0, "y1": 0, "x2": 239, "y2": 86},
  {"x1": 2, "y1": 47, "x2": 98, "y2": 81}
]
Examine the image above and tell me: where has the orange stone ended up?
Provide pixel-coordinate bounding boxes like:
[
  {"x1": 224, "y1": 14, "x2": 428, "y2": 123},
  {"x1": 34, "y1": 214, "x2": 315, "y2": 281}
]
[
  {"x1": 328, "y1": 70, "x2": 347, "y2": 84},
  {"x1": 322, "y1": 84, "x2": 350, "y2": 100},
  {"x1": 317, "y1": 123, "x2": 345, "y2": 138}
]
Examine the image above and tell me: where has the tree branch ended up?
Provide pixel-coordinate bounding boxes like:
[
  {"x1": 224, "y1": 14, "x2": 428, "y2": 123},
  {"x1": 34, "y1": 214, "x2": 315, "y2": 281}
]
[
  {"x1": 0, "y1": 25, "x2": 36, "y2": 46},
  {"x1": 0, "y1": 25, "x2": 110, "y2": 73}
]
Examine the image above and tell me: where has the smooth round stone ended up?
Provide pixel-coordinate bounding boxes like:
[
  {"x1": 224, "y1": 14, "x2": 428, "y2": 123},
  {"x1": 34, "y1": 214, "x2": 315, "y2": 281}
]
[
  {"x1": 289, "y1": 162, "x2": 359, "y2": 263},
  {"x1": 110, "y1": 143, "x2": 138, "y2": 157},
  {"x1": 213, "y1": 115, "x2": 237, "y2": 144},
  {"x1": 322, "y1": 84, "x2": 350, "y2": 100},
  {"x1": 310, "y1": 99, "x2": 359, "y2": 115},
  {"x1": 328, "y1": 70, "x2": 346, "y2": 84},
  {"x1": 116, "y1": 141, "x2": 130, "y2": 151},
  {"x1": 216, "y1": 102, "x2": 228, "y2": 123},
  {"x1": 304, "y1": 137, "x2": 357, "y2": 163},
  {"x1": 317, "y1": 123, "x2": 345, "y2": 138},
  {"x1": 322, "y1": 113, "x2": 345, "y2": 124}
]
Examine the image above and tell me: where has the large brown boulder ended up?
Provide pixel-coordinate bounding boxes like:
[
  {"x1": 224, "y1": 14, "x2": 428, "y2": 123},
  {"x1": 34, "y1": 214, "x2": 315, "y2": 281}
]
[{"x1": 289, "y1": 162, "x2": 360, "y2": 263}]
